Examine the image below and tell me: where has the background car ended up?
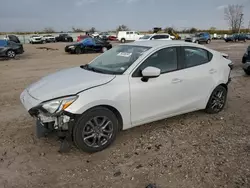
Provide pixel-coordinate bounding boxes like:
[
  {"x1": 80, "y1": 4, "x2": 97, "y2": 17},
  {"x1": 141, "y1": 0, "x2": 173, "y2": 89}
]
[
  {"x1": 42, "y1": 34, "x2": 56, "y2": 43},
  {"x1": 224, "y1": 33, "x2": 247, "y2": 42},
  {"x1": 108, "y1": 35, "x2": 118, "y2": 41},
  {"x1": 137, "y1": 33, "x2": 173, "y2": 41},
  {"x1": 185, "y1": 32, "x2": 211, "y2": 44},
  {"x1": 242, "y1": 45, "x2": 250, "y2": 75},
  {"x1": 117, "y1": 31, "x2": 144, "y2": 43},
  {"x1": 21, "y1": 40, "x2": 232, "y2": 153},
  {"x1": 55, "y1": 33, "x2": 73, "y2": 42},
  {"x1": 0, "y1": 39, "x2": 24, "y2": 58},
  {"x1": 65, "y1": 38, "x2": 112, "y2": 54},
  {"x1": 246, "y1": 34, "x2": 250, "y2": 40},
  {"x1": 77, "y1": 34, "x2": 91, "y2": 42},
  {"x1": 29, "y1": 35, "x2": 45, "y2": 44}
]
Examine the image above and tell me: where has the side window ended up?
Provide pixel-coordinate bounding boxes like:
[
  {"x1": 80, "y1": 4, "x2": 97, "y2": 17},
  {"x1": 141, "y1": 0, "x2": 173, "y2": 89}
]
[
  {"x1": 152, "y1": 35, "x2": 160, "y2": 40},
  {"x1": 164, "y1": 35, "x2": 169, "y2": 39},
  {"x1": 126, "y1": 32, "x2": 129, "y2": 35},
  {"x1": 129, "y1": 32, "x2": 134, "y2": 34},
  {"x1": 132, "y1": 47, "x2": 178, "y2": 77},
  {"x1": 184, "y1": 47, "x2": 212, "y2": 68}
]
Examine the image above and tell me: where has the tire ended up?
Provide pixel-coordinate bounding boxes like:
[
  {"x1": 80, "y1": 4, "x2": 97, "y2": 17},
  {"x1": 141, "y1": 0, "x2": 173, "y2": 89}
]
[
  {"x1": 206, "y1": 39, "x2": 211, "y2": 44},
  {"x1": 42, "y1": 40, "x2": 46, "y2": 44},
  {"x1": 6, "y1": 50, "x2": 16, "y2": 58},
  {"x1": 195, "y1": 40, "x2": 199, "y2": 44},
  {"x1": 73, "y1": 107, "x2": 119, "y2": 153},
  {"x1": 102, "y1": 47, "x2": 107, "y2": 53},
  {"x1": 121, "y1": 38, "x2": 126, "y2": 43},
  {"x1": 75, "y1": 47, "x2": 81, "y2": 54},
  {"x1": 244, "y1": 68, "x2": 250, "y2": 75},
  {"x1": 205, "y1": 85, "x2": 227, "y2": 114}
]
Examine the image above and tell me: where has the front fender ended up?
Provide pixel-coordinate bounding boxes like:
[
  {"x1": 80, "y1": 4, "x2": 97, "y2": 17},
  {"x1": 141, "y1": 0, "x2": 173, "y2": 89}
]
[{"x1": 65, "y1": 76, "x2": 131, "y2": 130}]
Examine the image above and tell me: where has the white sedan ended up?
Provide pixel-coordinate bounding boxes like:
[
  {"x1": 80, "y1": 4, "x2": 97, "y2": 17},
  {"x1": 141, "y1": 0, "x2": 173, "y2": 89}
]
[{"x1": 20, "y1": 41, "x2": 233, "y2": 153}]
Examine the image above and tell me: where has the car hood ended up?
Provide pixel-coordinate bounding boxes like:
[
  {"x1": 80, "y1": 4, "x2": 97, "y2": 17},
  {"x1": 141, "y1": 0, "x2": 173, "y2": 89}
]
[{"x1": 26, "y1": 67, "x2": 115, "y2": 101}]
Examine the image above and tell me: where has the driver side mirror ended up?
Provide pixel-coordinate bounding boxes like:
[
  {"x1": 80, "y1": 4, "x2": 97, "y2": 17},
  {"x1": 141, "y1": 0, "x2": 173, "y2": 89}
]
[{"x1": 141, "y1": 66, "x2": 160, "y2": 82}]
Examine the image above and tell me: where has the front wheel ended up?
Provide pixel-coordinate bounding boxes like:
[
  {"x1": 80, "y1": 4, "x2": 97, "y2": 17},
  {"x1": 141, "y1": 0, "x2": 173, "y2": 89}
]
[
  {"x1": 206, "y1": 39, "x2": 211, "y2": 44},
  {"x1": 75, "y1": 47, "x2": 81, "y2": 54},
  {"x1": 205, "y1": 85, "x2": 227, "y2": 114},
  {"x1": 73, "y1": 107, "x2": 119, "y2": 153}
]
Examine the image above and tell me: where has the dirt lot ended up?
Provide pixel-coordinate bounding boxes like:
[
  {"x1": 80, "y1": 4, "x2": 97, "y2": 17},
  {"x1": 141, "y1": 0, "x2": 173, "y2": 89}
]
[{"x1": 0, "y1": 41, "x2": 250, "y2": 188}]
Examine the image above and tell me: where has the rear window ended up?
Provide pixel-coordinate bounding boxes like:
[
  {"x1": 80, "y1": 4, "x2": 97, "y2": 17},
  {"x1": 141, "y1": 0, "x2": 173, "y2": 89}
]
[{"x1": 0, "y1": 40, "x2": 7, "y2": 47}]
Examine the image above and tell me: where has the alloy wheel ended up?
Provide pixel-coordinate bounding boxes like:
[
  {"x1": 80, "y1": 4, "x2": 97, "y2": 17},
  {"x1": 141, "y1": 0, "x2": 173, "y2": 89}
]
[
  {"x1": 82, "y1": 116, "x2": 114, "y2": 148},
  {"x1": 210, "y1": 90, "x2": 226, "y2": 112},
  {"x1": 7, "y1": 50, "x2": 15, "y2": 58}
]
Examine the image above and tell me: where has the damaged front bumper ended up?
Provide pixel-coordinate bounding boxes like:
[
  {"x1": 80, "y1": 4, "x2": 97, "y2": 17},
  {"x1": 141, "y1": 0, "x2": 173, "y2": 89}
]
[{"x1": 20, "y1": 89, "x2": 78, "y2": 139}]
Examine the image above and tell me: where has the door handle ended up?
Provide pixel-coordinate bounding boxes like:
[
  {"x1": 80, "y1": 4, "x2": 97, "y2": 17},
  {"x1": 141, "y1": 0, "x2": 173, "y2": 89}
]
[
  {"x1": 172, "y1": 78, "x2": 182, "y2": 84},
  {"x1": 209, "y1": 69, "x2": 217, "y2": 74}
]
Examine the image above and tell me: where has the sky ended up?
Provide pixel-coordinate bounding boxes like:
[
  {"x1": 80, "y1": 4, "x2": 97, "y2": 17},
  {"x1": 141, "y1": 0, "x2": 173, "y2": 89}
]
[{"x1": 0, "y1": 0, "x2": 249, "y2": 32}]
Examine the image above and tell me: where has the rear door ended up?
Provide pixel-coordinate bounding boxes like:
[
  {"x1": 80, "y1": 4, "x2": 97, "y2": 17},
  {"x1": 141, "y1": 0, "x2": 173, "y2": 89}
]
[{"x1": 176, "y1": 46, "x2": 216, "y2": 110}]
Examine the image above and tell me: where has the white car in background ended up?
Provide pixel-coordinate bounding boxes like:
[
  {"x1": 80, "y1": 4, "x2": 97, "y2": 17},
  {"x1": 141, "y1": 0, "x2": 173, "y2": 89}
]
[
  {"x1": 137, "y1": 33, "x2": 173, "y2": 41},
  {"x1": 29, "y1": 35, "x2": 45, "y2": 44},
  {"x1": 117, "y1": 31, "x2": 144, "y2": 43},
  {"x1": 42, "y1": 34, "x2": 56, "y2": 43},
  {"x1": 20, "y1": 40, "x2": 233, "y2": 153}
]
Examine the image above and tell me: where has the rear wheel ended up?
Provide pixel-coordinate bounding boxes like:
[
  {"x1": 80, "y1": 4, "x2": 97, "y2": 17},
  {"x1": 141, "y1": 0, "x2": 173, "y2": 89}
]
[
  {"x1": 205, "y1": 85, "x2": 227, "y2": 114},
  {"x1": 6, "y1": 50, "x2": 16, "y2": 58},
  {"x1": 244, "y1": 67, "x2": 250, "y2": 75},
  {"x1": 121, "y1": 38, "x2": 126, "y2": 43},
  {"x1": 206, "y1": 39, "x2": 211, "y2": 44},
  {"x1": 102, "y1": 47, "x2": 107, "y2": 53},
  {"x1": 73, "y1": 107, "x2": 119, "y2": 153}
]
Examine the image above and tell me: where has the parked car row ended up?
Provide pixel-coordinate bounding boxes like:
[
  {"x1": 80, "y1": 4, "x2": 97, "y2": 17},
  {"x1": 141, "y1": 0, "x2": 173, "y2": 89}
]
[{"x1": 224, "y1": 33, "x2": 249, "y2": 42}]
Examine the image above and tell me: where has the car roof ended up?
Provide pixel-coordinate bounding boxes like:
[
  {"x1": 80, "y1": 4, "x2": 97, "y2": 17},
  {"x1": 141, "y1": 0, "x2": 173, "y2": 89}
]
[{"x1": 123, "y1": 40, "x2": 203, "y2": 48}]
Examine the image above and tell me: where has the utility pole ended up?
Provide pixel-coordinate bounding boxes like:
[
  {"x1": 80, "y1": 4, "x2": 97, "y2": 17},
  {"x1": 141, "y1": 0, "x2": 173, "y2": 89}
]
[{"x1": 238, "y1": 13, "x2": 244, "y2": 33}]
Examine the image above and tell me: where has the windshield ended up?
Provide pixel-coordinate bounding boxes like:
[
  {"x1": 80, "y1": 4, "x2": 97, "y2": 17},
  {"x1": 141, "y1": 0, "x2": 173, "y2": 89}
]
[
  {"x1": 83, "y1": 45, "x2": 151, "y2": 74},
  {"x1": 140, "y1": 35, "x2": 151, "y2": 39},
  {"x1": 32, "y1": 35, "x2": 40, "y2": 37}
]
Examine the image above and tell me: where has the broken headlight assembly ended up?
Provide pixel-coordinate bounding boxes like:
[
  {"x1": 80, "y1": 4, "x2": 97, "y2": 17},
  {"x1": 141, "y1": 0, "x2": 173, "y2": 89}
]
[{"x1": 41, "y1": 96, "x2": 78, "y2": 115}]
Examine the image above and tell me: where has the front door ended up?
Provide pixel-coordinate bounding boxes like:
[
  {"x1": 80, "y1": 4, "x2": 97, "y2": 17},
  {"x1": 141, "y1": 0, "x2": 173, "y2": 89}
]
[{"x1": 129, "y1": 47, "x2": 186, "y2": 126}]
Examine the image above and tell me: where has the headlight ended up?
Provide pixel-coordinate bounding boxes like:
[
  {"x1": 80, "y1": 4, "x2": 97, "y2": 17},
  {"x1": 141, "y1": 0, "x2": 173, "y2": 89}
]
[
  {"x1": 42, "y1": 96, "x2": 78, "y2": 114},
  {"x1": 68, "y1": 46, "x2": 75, "y2": 49}
]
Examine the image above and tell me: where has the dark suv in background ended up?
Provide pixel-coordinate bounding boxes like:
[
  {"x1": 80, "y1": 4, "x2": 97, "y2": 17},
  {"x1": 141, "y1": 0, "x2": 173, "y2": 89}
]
[
  {"x1": 185, "y1": 32, "x2": 211, "y2": 44},
  {"x1": 55, "y1": 34, "x2": 73, "y2": 42}
]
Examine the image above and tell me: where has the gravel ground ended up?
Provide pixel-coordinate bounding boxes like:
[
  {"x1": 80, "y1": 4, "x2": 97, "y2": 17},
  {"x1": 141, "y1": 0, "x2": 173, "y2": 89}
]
[{"x1": 0, "y1": 41, "x2": 250, "y2": 188}]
